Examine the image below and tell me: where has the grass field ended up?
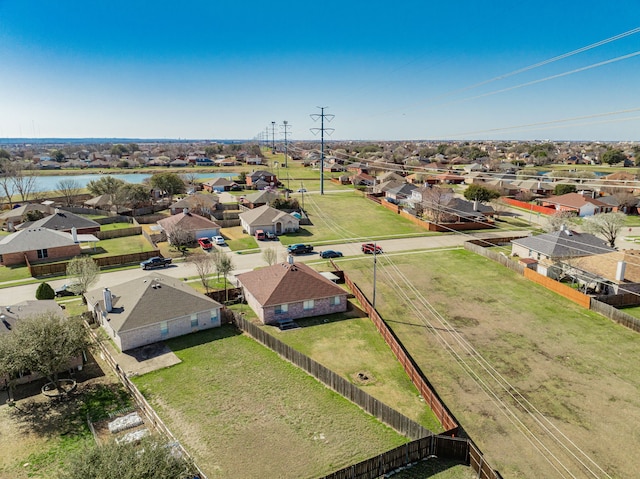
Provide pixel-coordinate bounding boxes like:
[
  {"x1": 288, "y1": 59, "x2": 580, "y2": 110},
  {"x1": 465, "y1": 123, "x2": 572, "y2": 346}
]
[
  {"x1": 132, "y1": 326, "x2": 410, "y2": 479},
  {"x1": 344, "y1": 249, "x2": 640, "y2": 479}
]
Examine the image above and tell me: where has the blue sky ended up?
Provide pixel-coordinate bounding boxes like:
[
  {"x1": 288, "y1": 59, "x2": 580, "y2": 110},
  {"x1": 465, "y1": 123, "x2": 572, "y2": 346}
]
[{"x1": 1, "y1": 1, "x2": 639, "y2": 141}]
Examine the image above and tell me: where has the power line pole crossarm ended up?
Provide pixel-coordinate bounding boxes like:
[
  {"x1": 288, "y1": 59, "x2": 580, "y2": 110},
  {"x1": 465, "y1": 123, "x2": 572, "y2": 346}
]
[{"x1": 310, "y1": 106, "x2": 335, "y2": 195}]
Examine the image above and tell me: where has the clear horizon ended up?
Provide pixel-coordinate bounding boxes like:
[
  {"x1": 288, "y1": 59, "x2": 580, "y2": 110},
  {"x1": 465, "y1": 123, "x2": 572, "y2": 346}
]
[{"x1": 1, "y1": 1, "x2": 639, "y2": 142}]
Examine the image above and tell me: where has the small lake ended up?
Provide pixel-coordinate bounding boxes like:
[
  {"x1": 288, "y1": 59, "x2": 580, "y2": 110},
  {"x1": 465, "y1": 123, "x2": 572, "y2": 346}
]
[{"x1": 32, "y1": 172, "x2": 237, "y2": 192}]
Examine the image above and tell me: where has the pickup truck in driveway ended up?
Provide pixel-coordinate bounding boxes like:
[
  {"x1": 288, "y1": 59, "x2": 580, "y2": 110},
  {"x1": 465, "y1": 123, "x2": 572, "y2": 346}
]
[
  {"x1": 287, "y1": 244, "x2": 314, "y2": 255},
  {"x1": 140, "y1": 256, "x2": 172, "y2": 270}
]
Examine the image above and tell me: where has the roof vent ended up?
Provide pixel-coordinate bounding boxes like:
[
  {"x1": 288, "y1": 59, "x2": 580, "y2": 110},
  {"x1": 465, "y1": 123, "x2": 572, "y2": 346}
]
[{"x1": 564, "y1": 229, "x2": 573, "y2": 236}]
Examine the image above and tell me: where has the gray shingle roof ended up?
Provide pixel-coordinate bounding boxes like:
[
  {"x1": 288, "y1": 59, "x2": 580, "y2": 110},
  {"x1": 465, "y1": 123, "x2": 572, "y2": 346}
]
[
  {"x1": 0, "y1": 228, "x2": 77, "y2": 254},
  {"x1": 85, "y1": 273, "x2": 222, "y2": 333},
  {"x1": 19, "y1": 210, "x2": 100, "y2": 231},
  {"x1": 238, "y1": 204, "x2": 297, "y2": 228},
  {"x1": 511, "y1": 230, "x2": 615, "y2": 258}
]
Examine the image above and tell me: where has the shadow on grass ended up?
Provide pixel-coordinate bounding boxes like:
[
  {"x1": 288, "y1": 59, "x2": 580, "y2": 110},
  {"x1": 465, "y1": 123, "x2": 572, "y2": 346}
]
[
  {"x1": 280, "y1": 301, "x2": 368, "y2": 330},
  {"x1": 165, "y1": 324, "x2": 242, "y2": 352},
  {"x1": 388, "y1": 458, "x2": 468, "y2": 478}
]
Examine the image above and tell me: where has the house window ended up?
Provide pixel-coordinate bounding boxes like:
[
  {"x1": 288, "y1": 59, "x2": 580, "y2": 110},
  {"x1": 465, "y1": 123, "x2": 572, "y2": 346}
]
[
  {"x1": 303, "y1": 300, "x2": 314, "y2": 310},
  {"x1": 211, "y1": 310, "x2": 219, "y2": 323},
  {"x1": 191, "y1": 314, "x2": 198, "y2": 328},
  {"x1": 37, "y1": 249, "x2": 48, "y2": 259},
  {"x1": 160, "y1": 321, "x2": 168, "y2": 337},
  {"x1": 0, "y1": 254, "x2": 3, "y2": 264},
  {"x1": 275, "y1": 304, "x2": 288, "y2": 314},
  {"x1": 331, "y1": 296, "x2": 341, "y2": 306}
]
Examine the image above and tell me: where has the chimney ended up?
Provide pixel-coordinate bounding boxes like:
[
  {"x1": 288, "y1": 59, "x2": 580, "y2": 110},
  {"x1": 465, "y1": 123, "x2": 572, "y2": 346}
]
[
  {"x1": 537, "y1": 181, "x2": 541, "y2": 189},
  {"x1": 616, "y1": 261, "x2": 626, "y2": 282},
  {"x1": 103, "y1": 288, "x2": 113, "y2": 313},
  {"x1": 287, "y1": 254, "x2": 294, "y2": 265},
  {"x1": 560, "y1": 223, "x2": 566, "y2": 232},
  {"x1": 71, "y1": 226, "x2": 78, "y2": 243},
  {"x1": 473, "y1": 200, "x2": 479, "y2": 212},
  {"x1": 54, "y1": 208, "x2": 60, "y2": 215},
  {"x1": 183, "y1": 208, "x2": 189, "y2": 215}
]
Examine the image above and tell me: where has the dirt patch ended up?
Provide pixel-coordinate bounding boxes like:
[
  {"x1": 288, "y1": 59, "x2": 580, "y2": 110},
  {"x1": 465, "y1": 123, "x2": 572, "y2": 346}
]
[{"x1": 351, "y1": 370, "x2": 377, "y2": 386}]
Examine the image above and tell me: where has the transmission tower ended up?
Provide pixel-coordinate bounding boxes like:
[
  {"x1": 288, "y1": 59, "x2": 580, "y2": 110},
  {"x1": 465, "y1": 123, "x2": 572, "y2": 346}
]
[
  {"x1": 270, "y1": 121, "x2": 276, "y2": 154},
  {"x1": 310, "y1": 106, "x2": 334, "y2": 195},
  {"x1": 281, "y1": 120, "x2": 291, "y2": 169}
]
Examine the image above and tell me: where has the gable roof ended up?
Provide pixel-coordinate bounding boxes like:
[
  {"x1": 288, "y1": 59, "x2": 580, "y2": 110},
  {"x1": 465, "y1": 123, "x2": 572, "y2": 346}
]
[
  {"x1": 543, "y1": 192, "x2": 608, "y2": 209},
  {"x1": 0, "y1": 227, "x2": 77, "y2": 254},
  {"x1": 202, "y1": 177, "x2": 236, "y2": 187},
  {"x1": 169, "y1": 193, "x2": 219, "y2": 210},
  {"x1": 238, "y1": 204, "x2": 297, "y2": 227},
  {"x1": 0, "y1": 300, "x2": 64, "y2": 336},
  {"x1": 85, "y1": 273, "x2": 222, "y2": 333},
  {"x1": 0, "y1": 203, "x2": 52, "y2": 222},
  {"x1": 157, "y1": 211, "x2": 220, "y2": 231},
  {"x1": 573, "y1": 250, "x2": 640, "y2": 284},
  {"x1": 247, "y1": 170, "x2": 274, "y2": 180},
  {"x1": 511, "y1": 230, "x2": 614, "y2": 258},
  {"x1": 18, "y1": 209, "x2": 100, "y2": 231},
  {"x1": 243, "y1": 190, "x2": 280, "y2": 204},
  {"x1": 237, "y1": 262, "x2": 346, "y2": 307},
  {"x1": 84, "y1": 194, "x2": 113, "y2": 207}
]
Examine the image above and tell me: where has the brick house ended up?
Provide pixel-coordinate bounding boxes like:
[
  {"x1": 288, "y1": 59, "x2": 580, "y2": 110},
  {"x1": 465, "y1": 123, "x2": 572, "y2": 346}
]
[
  {"x1": 0, "y1": 227, "x2": 81, "y2": 266},
  {"x1": 85, "y1": 273, "x2": 223, "y2": 351},
  {"x1": 236, "y1": 260, "x2": 348, "y2": 325},
  {"x1": 246, "y1": 170, "x2": 277, "y2": 188},
  {"x1": 17, "y1": 209, "x2": 101, "y2": 234}
]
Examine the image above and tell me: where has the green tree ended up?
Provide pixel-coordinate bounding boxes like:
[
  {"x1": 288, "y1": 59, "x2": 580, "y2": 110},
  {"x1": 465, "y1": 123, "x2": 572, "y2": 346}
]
[
  {"x1": 117, "y1": 183, "x2": 150, "y2": 209},
  {"x1": 66, "y1": 256, "x2": 100, "y2": 301},
  {"x1": 553, "y1": 183, "x2": 577, "y2": 195},
  {"x1": 24, "y1": 209, "x2": 45, "y2": 222},
  {"x1": 463, "y1": 184, "x2": 500, "y2": 203},
  {"x1": 150, "y1": 172, "x2": 185, "y2": 200},
  {"x1": 0, "y1": 148, "x2": 10, "y2": 159},
  {"x1": 87, "y1": 175, "x2": 127, "y2": 196},
  {"x1": 582, "y1": 211, "x2": 627, "y2": 248},
  {"x1": 51, "y1": 150, "x2": 65, "y2": 162},
  {"x1": 110, "y1": 144, "x2": 129, "y2": 157},
  {"x1": 213, "y1": 253, "x2": 234, "y2": 302},
  {"x1": 2, "y1": 312, "x2": 88, "y2": 393},
  {"x1": 59, "y1": 436, "x2": 195, "y2": 479},
  {"x1": 35, "y1": 282, "x2": 55, "y2": 300},
  {"x1": 601, "y1": 149, "x2": 627, "y2": 165}
]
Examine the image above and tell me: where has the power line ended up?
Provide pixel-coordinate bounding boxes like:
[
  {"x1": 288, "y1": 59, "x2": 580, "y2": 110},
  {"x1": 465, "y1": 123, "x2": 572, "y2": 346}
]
[{"x1": 310, "y1": 107, "x2": 335, "y2": 195}]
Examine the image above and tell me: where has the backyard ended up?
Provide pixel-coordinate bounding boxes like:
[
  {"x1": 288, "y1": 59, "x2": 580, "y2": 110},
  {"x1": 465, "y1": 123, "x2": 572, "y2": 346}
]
[
  {"x1": 344, "y1": 248, "x2": 640, "y2": 479},
  {"x1": 132, "y1": 326, "x2": 411, "y2": 479}
]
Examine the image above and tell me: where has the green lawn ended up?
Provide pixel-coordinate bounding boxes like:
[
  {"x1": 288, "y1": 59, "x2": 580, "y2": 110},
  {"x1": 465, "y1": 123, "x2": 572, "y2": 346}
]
[
  {"x1": 133, "y1": 326, "x2": 409, "y2": 479},
  {"x1": 88, "y1": 235, "x2": 155, "y2": 257},
  {"x1": 99, "y1": 222, "x2": 134, "y2": 231}
]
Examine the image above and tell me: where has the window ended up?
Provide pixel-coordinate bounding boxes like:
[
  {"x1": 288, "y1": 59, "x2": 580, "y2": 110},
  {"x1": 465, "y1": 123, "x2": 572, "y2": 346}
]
[
  {"x1": 160, "y1": 321, "x2": 168, "y2": 337},
  {"x1": 211, "y1": 310, "x2": 219, "y2": 323},
  {"x1": 303, "y1": 299, "x2": 314, "y2": 310},
  {"x1": 275, "y1": 304, "x2": 288, "y2": 314},
  {"x1": 191, "y1": 314, "x2": 198, "y2": 328},
  {"x1": 37, "y1": 249, "x2": 48, "y2": 259},
  {"x1": 331, "y1": 296, "x2": 341, "y2": 306},
  {"x1": 0, "y1": 254, "x2": 3, "y2": 264}
]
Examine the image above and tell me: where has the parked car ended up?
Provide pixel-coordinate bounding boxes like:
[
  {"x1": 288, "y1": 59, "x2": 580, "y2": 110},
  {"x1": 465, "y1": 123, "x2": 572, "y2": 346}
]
[
  {"x1": 287, "y1": 243, "x2": 314, "y2": 255},
  {"x1": 320, "y1": 250, "x2": 343, "y2": 259},
  {"x1": 54, "y1": 282, "x2": 81, "y2": 297},
  {"x1": 265, "y1": 231, "x2": 277, "y2": 241},
  {"x1": 255, "y1": 229, "x2": 266, "y2": 241},
  {"x1": 140, "y1": 256, "x2": 172, "y2": 270},
  {"x1": 361, "y1": 243, "x2": 383, "y2": 254},
  {"x1": 198, "y1": 237, "x2": 213, "y2": 250},
  {"x1": 213, "y1": 235, "x2": 226, "y2": 245},
  {"x1": 297, "y1": 188, "x2": 307, "y2": 193}
]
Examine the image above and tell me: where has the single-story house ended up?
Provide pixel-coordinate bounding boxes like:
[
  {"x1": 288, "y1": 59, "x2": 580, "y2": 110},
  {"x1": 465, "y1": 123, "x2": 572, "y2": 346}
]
[
  {"x1": 0, "y1": 300, "x2": 83, "y2": 386},
  {"x1": 157, "y1": 211, "x2": 221, "y2": 243},
  {"x1": 169, "y1": 193, "x2": 219, "y2": 216},
  {"x1": 17, "y1": 209, "x2": 101, "y2": 234},
  {"x1": 0, "y1": 203, "x2": 54, "y2": 231},
  {"x1": 540, "y1": 192, "x2": 612, "y2": 217},
  {"x1": 202, "y1": 177, "x2": 238, "y2": 193},
  {"x1": 236, "y1": 260, "x2": 348, "y2": 325},
  {"x1": 84, "y1": 194, "x2": 114, "y2": 210},
  {"x1": 85, "y1": 274, "x2": 223, "y2": 351},
  {"x1": 0, "y1": 227, "x2": 82, "y2": 266},
  {"x1": 241, "y1": 190, "x2": 281, "y2": 209},
  {"x1": 569, "y1": 250, "x2": 640, "y2": 295},
  {"x1": 239, "y1": 204, "x2": 299, "y2": 236}
]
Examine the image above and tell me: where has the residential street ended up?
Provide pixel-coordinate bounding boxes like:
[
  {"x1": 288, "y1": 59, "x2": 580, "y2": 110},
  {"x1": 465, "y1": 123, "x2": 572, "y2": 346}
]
[{"x1": 0, "y1": 230, "x2": 526, "y2": 305}]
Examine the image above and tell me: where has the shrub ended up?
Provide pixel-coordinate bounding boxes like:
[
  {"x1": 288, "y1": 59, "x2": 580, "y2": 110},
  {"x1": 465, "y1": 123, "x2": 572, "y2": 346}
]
[{"x1": 35, "y1": 282, "x2": 55, "y2": 300}]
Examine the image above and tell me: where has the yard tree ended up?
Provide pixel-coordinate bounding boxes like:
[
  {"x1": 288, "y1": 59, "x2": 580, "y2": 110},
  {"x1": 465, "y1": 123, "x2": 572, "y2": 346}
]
[
  {"x1": 149, "y1": 172, "x2": 185, "y2": 200},
  {"x1": 553, "y1": 183, "x2": 576, "y2": 196},
  {"x1": 6, "y1": 312, "x2": 88, "y2": 393},
  {"x1": 489, "y1": 197, "x2": 508, "y2": 219},
  {"x1": 544, "y1": 211, "x2": 576, "y2": 232},
  {"x1": 51, "y1": 150, "x2": 66, "y2": 162},
  {"x1": 55, "y1": 179, "x2": 83, "y2": 206},
  {"x1": 601, "y1": 148, "x2": 627, "y2": 166},
  {"x1": 0, "y1": 331, "x2": 21, "y2": 401},
  {"x1": 213, "y1": 253, "x2": 234, "y2": 302},
  {"x1": 11, "y1": 166, "x2": 38, "y2": 202},
  {"x1": 86, "y1": 175, "x2": 127, "y2": 197},
  {"x1": 188, "y1": 252, "x2": 214, "y2": 293},
  {"x1": 613, "y1": 190, "x2": 639, "y2": 213},
  {"x1": 66, "y1": 256, "x2": 100, "y2": 300},
  {"x1": 0, "y1": 148, "x2": 9, "y2": 159},
  {"x1": 582, "y1": 211, "x2": 627, "y2": 248},
  {"x1": 421, "y1": 186, "x2": 454, "y2": 224},
  {"x1": 0, "y1": 158, "x2": 17, "y2": 208},
  {"x1": 166, "y1": 224, "x2": 192, "y2": 252},
  {"x1": 35, "y1": 282, "x2": 55, "y2": 300},
  {"x1": 262, "y1": 247, "x2": 277, "y2": 266},
  {"x1": 59, "y1": 436, "x2": 196, "y2": 479},
  {"x1": 113, "y1": 183, "x2": 150, "y2": 211},
  {"x1": 463, "y1": 184, "x2": 500, "y2": 203}
]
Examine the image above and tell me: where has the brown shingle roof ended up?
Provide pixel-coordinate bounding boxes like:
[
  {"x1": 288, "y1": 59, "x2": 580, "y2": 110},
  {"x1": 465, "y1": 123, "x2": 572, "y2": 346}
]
[
  {"x1": 157, "y1": 211, "x2": 219, "y2": 231},
  {"x1": 237, "y1": 262, "x2": 346, "y2": 306}
]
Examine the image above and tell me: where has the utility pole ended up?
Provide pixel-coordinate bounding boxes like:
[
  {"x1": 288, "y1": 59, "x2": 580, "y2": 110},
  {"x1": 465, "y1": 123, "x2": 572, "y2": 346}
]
[
  {"x1": 271, "y1": 121, "x2": 276, "y2": 154},
  {"x1": 281, "y1": 120, "x2": 291, "y2": 169},
  {"x1": 310, "y1": 106, "x2": 334, "y2": 195}
]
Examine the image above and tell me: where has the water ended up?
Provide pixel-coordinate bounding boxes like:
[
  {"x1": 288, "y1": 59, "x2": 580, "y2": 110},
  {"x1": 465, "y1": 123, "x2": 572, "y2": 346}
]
[{"x1": 31, "y1": 172, "x2": 237, "y2": 192}]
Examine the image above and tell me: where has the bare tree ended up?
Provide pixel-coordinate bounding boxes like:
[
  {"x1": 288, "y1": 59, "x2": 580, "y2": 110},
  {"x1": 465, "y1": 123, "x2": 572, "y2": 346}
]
[
  {"x1": 11, "y1": 166, "x2": 38, "y2": 201},
  {"x1": 0, "y1": 159, "x2": 16, "y2": 208},
  {"x1": 188, "y1": 252, "x2": 214, "y2": 293},
  {"x1": 421, "y1": 186, "x2": 454, "y2": 224},
  {"x1": 166, "y1": 224, "x2": 193, "y2": 253},
  {"x1": 582, "y1": 212, "x2": 627, "y2": 248},
  {"x1": 490, "y1": 197, "x2": 508, "y2": 219},
  {"x1": 544, "y1": 211, "x2": 576, "y2": 232},
  {"x1": 613, "y1": 190, "x2": 639, "y2": 213},
  {"x1": 262, "y1": 247, "x2": 278, "y2": 266},
  {"x1": 55, "y1": 179, "x2": 83, "y2": 207},
  {"x1": 66, "y1": 256, "x2": 100, "y2": 302}
]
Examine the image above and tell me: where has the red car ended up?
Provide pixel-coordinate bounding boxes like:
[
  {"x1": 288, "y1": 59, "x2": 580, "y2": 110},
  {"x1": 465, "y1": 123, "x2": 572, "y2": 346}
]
[
  {"x1": 361, "y1": 243, "x2": 383, "y2": 254},
  {"x1": 198, "y1": 237, "x2": 213, "y2": 250}
]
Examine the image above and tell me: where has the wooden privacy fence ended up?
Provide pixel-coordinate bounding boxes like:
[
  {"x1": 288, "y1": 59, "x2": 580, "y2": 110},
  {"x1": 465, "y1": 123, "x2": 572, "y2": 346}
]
[
  {"x1": 233, "y1": 314, "x2": 432, "y2": 440},
  {"x1": 464, "y1": 241, "x2": 525, "y2": 274},
  {"x1": 95, "y1": 226, "x2": 142, "y2": 239},
  {"x1": 523, "y1": 268, "x2": 591, "y2": 308},
  {"x1": 318, "y1": 435, "x2": 472, "y2": 479},
  {"x1": 27, "y1": 250, "x2": 161, "y2": 277},
  {"x1": 343, "y1": 273, "x2": 459, "y2": 434},
  {"x1": 85, "y1": 324, "x2": 208, "y2": 479},
  {"x1": 590, "y1": 298, "x2": 640, "y2": 332}
]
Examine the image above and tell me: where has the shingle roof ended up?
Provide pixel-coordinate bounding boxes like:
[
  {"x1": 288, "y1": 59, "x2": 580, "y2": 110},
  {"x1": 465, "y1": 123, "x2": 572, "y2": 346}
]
[
  {"x1": 238, "y1": 204, "x2": 297, "y2": 227},
  {"x1": 169, "y1": 193, "x2": 219, "y2": 210},
  {"x1": 0, "y1": 227, "x2": 77, "y2": 254},
  {"x1": 573, "y1": 250, "x2": 640, "y2": 283},
  {"x1": 19, "y1": 210, "x2": 100, "y2": 231},
  {"x1": 237, "y1": 262, "x2": 347, "y2": 307},
  {"x1": 157, "y1": 211, "x2": 220, "y2": 231},
  {"x1": 85, "y1": 273, "x2": 222, "y2": 333},
  {"x1": 0, "y1": 300, "x2": 64, "y2": 336},
  {"x1": 511, "y1": 230, "x2": 614, "y2": 258},
  {"x1": 543, "y1": 192, "x2": 608, "y2": 209},
  {"x1": 243, "y1": 190, "x2": 280, "y2": 204}
]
